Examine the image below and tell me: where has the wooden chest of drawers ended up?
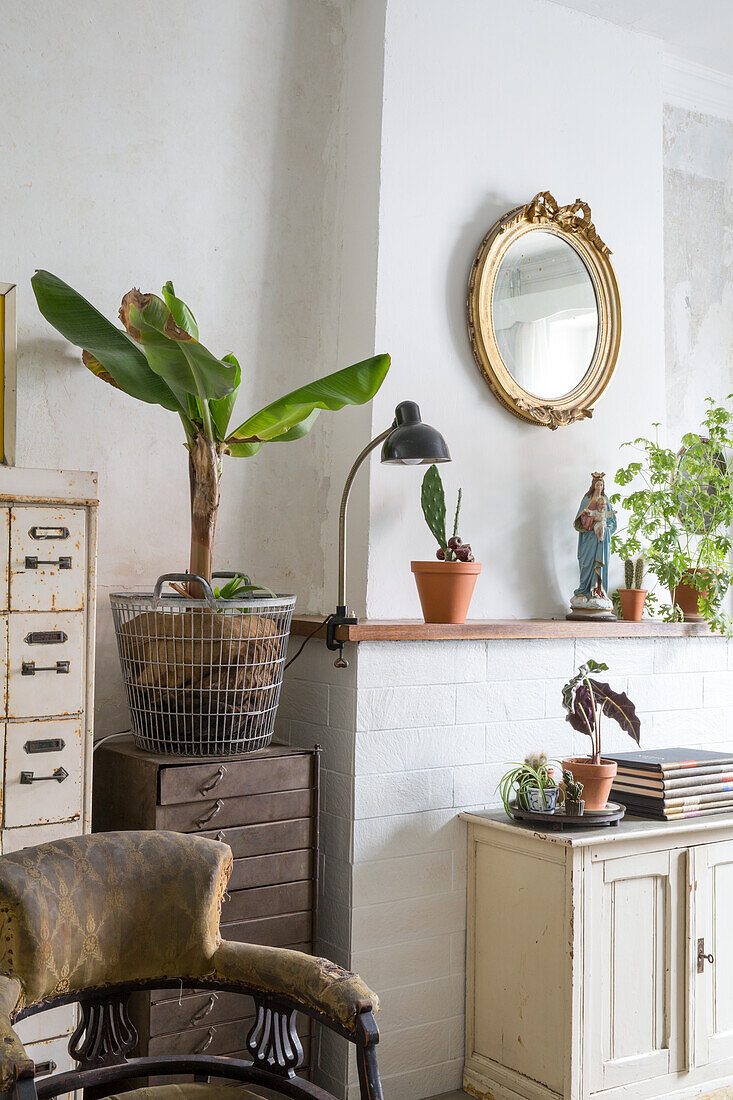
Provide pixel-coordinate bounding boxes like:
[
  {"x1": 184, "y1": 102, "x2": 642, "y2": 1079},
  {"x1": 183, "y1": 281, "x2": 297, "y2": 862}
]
[{"x1": 92, "y1": 737, "x2": 319, "y2": 1075}]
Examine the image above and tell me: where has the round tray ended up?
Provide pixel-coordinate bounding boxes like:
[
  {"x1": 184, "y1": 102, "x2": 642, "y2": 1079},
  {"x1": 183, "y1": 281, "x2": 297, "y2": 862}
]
[{"x1": 509, "y1": 800, "x2": 625, "y2": 830}]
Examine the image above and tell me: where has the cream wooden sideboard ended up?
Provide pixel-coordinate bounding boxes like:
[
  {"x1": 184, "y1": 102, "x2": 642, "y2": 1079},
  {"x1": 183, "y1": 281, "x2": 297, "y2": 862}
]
[
  {"x1": 462, "y1": 809, "x2": 733, "y2": 1100},
  {"x1": 0, "y1": 467, "x2": 98, "y2": 1078}
]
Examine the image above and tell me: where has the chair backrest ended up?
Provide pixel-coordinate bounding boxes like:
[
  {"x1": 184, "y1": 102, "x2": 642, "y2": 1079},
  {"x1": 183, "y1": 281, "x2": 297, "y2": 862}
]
[{"x1": 0, "y1": 830, "x2": 232, "y2": 1010}]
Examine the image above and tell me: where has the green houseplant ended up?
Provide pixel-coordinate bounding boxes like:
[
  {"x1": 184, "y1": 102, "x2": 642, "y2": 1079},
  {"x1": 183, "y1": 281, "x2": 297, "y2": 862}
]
[
  {"x1": 562, "y1": 769, "x2": 585, "y2": 817},
  {"x1": 618, "y1": 557, "x2": 647, "y2": 621},
  {"x1": 411, "y1": 464, "x2": 480, "y2": 624},
  {"x1": 498, "y1": 753, "x2": 561, "y2": 817},
  {"x1": 31, "y1": 271, "x2": 389, "y2": 588},
  {"x1": 611, "y1": 398, "x2": 733, "y2": 635},
  {"x1": 561, "y1": 659, "x2": 640, "y2": 809}
]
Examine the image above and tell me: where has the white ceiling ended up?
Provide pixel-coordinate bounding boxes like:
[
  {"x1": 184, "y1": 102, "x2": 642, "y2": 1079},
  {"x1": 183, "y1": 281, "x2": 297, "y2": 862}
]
[{"x1": 549, "y1": 0, "x2": 733, "y2": 75}]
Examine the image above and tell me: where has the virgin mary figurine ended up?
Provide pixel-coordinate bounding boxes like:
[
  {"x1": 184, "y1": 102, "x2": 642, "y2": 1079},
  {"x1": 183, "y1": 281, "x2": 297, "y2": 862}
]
[{"x1": 568, "y1": 471, "x2": 617, "y2": 621}]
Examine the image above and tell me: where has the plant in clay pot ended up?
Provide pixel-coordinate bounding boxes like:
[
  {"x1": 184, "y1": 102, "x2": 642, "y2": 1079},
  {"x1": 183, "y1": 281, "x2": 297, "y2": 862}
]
[
  {"x1": 498, "y1": 753, "x2": 562, "y2": 817},
  {"x1": 411, "y1": 465, "x2": 481, "y2": 624},
  {"x1": 612, "y1": 398, "x2": 733, "y2": 635},
  {"x1": 618, "y1": 556, "x2": 647, "y2": 621},
  {"x1": 562, "y1": 769, "x2": 585, "y2": 817},
  {"x1": 31, "y1": 271, "x2": 390, "y2": 753},
  {"x1": 561, "y1": 659, "x2": 641, "y2": 810}
]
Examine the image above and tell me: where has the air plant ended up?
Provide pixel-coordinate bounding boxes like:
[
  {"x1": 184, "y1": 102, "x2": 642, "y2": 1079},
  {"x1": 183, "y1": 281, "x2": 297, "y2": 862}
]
[
  {"x1": 31, "y1": 271, "x2": 390, "y2": 591},
  {"x1": 497, "y1": 753, "x2": 561, "y2": 817},
  {"x1": 421, "y1": 465, "x2": 474, "y2": 562},
  {"x1": 562, "y1": 660, "x2": 641, "y2": 763}
]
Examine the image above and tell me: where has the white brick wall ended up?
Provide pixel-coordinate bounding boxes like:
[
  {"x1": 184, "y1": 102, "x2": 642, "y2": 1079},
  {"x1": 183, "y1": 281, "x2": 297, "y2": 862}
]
[{"x1": 278, "y1": 634, "x2": 733, "y2": 1100}]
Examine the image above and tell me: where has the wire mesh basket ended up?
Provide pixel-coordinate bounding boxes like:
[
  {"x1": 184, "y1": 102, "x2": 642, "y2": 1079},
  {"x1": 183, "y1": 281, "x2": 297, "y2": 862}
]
[{"x1": 110, "y1": 573, "x2": 296, "y2": 756}]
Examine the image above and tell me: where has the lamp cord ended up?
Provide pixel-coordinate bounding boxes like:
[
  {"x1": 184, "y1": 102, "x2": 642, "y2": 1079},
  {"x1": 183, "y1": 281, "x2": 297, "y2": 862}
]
[{"x1": 284, "y1": 614, "x2": 334, "y2": 672}]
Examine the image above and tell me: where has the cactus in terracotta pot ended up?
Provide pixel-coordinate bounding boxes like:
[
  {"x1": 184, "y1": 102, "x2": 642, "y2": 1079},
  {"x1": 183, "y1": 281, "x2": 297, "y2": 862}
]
[{"x1": 412, "y1": 465, "x2": 480, "y2": 624}]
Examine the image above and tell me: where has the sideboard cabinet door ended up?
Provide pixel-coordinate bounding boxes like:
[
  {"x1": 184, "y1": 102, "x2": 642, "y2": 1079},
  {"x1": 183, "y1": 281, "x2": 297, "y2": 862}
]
[
  {"x1": 588, "y1": 848, "x2": 687, "y2": 1093},
  {"x1": 693, "y1": 839, "x2": 733, "y2": 1069}
]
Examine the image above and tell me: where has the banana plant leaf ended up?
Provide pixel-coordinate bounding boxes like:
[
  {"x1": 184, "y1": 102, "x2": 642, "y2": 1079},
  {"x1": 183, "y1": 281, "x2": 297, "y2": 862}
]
[
  {"x1": 31, "y1": 270, "x2": 185, "y2": 413},
  {"x1": 209, "y1": 353, "x2": 241, "y2": 440},
  {"x1": 225, "y1": 354, "x2": 390, "y2": 455},
  {"x1": 161, "y1": 280, "x2": 199, "y2": 340}
]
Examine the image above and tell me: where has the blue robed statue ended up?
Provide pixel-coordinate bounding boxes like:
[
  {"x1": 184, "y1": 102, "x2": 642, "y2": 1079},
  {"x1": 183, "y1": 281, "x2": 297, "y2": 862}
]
[{"x1": 569, "y1": 471, "x2": 617, "y2": 614}]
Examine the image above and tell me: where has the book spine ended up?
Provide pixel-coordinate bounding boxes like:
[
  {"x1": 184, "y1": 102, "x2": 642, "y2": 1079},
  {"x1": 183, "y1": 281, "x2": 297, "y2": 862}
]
[
  {"x1": 615, "y1": 766, "x2": 733, "y2": 788},
  {"x1": 628, "y1": 804, "x2": 733, "y2": 820},
  {"x1": 614, "y1": 781, "x2": 733, "y2": 802}
]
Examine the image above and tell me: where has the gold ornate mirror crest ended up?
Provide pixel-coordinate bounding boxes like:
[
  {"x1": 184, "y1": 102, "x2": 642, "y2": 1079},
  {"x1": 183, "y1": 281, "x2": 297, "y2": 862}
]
[{"x1": 467, "y1": 191, "x2": 622, "y2": 429}]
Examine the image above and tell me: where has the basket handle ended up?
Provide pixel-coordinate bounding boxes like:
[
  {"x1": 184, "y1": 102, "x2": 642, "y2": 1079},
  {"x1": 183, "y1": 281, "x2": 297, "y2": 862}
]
[{"x1": 152, "y1": 573, "x2": 219, "y2": 611}]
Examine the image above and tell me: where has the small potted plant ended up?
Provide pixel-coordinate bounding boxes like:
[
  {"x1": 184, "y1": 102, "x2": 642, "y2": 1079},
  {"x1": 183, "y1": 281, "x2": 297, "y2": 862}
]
[
  {"x1": 562, "y1": 769, "x2": 585, "y2": 816},
  {"x1": 561, "y1": 659, "x2": 640, "y2": 809},
  {"x1": 412, "y1": 465, "x2": 481, "y2": 623},
  {"x1": 618, "y1": 557, "x2": 647, "y2": 621},
  {"x1": 498, "y1": 753, "x2": 561, "y2": 817}
]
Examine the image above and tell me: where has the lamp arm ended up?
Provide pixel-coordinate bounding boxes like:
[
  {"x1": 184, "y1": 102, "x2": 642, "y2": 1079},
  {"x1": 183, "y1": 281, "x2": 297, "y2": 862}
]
[{"x1": 337, "y1": 426, "x2": 393, "y2": 612}]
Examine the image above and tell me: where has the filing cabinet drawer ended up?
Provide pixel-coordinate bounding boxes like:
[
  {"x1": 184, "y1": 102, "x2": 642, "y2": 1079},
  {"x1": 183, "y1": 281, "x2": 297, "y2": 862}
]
[
  {"x1": 24, "y1": 1034, "x2": 74, "y2": 1077},
  {"x1": 8, "y1": 612, "x2": 84, "y2": 718},
  {"x1": 10, "y1": 506, "x2": 85, "y2": 612},
  {"x1": 15, "y1": 1004, "x2": 76, "y2": 1046},
  {"x1": 0, "y1": 509, "x2": 8, "y2": 612},
  {"x1": 4, "y1": 719, "x2": 82, "y2": 827},
  {"x1": 2, "y1": 817, "x2": 82, "y2": 853}
]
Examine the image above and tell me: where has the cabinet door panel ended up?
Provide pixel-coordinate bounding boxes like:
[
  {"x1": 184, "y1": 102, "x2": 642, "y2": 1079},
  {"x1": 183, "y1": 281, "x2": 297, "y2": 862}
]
[
  {"x1": 590, "y1": 849, "x2": 685, "y2": 1092},
  {"x1": 694, "y1": 838, "x2": 733, "y2": 1067}
]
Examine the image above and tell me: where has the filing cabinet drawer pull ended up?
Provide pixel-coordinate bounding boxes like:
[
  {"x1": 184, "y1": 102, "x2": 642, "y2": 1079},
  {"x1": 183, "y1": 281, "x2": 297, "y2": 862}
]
[
  {"x1": 24, "y1": 556, "x2": 72, "y2": 570},
  {"x1": 33, "y1": 1061, "x2": 57, "y2": 1076},
  {"x1": 215, "y1": 831, "x2": 225, "y2": 842},
  {"x1": 190, "y1": 994, "x2": 218, "y2": 1026},
  {"x1": 195, "y1": 799, "x2": 224, "y2": 829},
  {"x1": 199, "y1": 765, "x2": 227, "y2": 795},
  {"x1": 194, "y1": 1028, "x2": 215, "y2": 1054},
  {"x1": 22, "y1": 661, "x2": 70, "y2": 676},
  {"x1": 25, "y1": 630, "x2": 69, "y2": 646},
  {"x1": 29, "y1": 526, "x2": 70, "y2": 540},
  {"x1": 24, "y1": 738, "x2": 65, "y2": 754},
  {"x1": 21, "y1": 766, "x2": 69, "y2": 785}
]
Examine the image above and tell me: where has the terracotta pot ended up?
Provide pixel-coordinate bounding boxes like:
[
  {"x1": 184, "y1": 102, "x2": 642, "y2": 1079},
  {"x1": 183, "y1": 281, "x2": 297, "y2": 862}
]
[
  {"x1": 618, "y1": 588, "x2": 647, "y2": 622},
  {"x1": 672, "y1": 569, "x2": 712, "y2": 622},
  {"x1": 411, "y1": 560, "x2": 481, "y2": 624},
  {"x1": 562, "y1": 757, "x2": 618, "y2": 811}
]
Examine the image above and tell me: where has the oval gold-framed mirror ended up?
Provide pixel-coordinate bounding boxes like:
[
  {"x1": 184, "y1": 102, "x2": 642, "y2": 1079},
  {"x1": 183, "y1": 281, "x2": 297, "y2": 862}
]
[{"x1": 467, "y1": 191, "x2": 622, "y2": 429}]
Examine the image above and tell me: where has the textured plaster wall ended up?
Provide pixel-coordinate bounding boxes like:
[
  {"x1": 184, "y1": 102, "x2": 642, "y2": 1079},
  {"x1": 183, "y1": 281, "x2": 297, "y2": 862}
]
[
  {"x1": 664, "y1": 104, "x2": 733, "y2": 434},
  {"x1": 0, "y1": 0, "x2": 366, "y2": 735}
]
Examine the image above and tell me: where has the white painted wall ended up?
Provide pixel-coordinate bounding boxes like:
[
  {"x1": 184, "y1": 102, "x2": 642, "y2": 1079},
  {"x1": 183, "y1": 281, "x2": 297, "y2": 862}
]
[
  {"x1": 366, "y1": 0, "x2": 666, "y2": 620},
  {"x1": 0, "y1": 0, "x2": 368, "y2": 733}
]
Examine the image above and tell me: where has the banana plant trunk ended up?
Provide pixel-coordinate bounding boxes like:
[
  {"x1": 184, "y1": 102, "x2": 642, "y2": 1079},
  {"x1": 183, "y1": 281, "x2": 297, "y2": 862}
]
[{"x1": 188, "y1": 433, "x2": 221, "y2": 593}]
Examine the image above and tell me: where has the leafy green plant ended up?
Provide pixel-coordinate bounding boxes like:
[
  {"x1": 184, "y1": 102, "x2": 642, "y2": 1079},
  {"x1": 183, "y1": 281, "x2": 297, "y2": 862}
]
[
  {"x1": 497, "y1": 753, "x2": 560, "y2": 817},
  {"x1": 611, "y1": 398, "x2": 733, "y2": 634},
  {"x1": 420, "y1": 465, "x2": 473, "y2": 562},
  {"x1": 562, "y1": 769, "x2": 584, "y2": 801},
  {"x1": 212, "y1": 574, "x2": 275, "y2": 600},
  {"x1": 31, "y1": 271, "x2": 390, "y2": 589},
  {"x1": 562, "y1": 660, "x2": 641, "y2": 763}
]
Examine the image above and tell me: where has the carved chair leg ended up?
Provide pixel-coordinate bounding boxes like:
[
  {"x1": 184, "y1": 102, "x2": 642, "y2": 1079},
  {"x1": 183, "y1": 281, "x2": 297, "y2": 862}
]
[{"x1": 355, "y1": 1012, "x2": 383, "y2": 1100}]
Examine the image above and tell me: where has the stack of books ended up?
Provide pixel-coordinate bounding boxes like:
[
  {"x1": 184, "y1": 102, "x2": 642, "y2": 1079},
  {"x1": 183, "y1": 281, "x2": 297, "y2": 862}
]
[{"x1": 607, "y1": 748, "x2": 733, "y2": 820}]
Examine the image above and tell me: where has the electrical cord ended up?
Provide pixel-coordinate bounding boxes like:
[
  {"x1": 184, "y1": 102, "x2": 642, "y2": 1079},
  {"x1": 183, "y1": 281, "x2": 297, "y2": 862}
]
[{"x1": 284, "y1": 614, "x2": 334, "y2": 671}]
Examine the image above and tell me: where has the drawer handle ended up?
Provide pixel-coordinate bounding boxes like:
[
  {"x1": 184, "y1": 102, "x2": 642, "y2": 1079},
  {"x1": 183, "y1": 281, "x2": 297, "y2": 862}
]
[
  {"x1": 193, "y1": 1027, "x2": 215, "y2": 1054},
  {"x1": 21, "y1": 766, "x2": 69, "y2": 785},
  {"x1": 22, "y1": 660, "x2": 70, "y2": 676},
  {"x1": 24, "y1": 555, "x2": 72, "y2": 570},
  {"x1": 199, "y1": 765, "x2": 227, "y2": 795},
  {"x1": 215, "y1": 831, "x2": 225, "y2": 842},
  {"x1": 25, "y1": 630, "x2": 68, "y2": 646},
  {"x1": 29, "y1": 526, "x2": 69, "y2": 540},
  {"x1": 24, "y1": 738, "x2": 65, "y2": 754},
  {"x1": 190, "y1": 994, "x2": 218, "y2": 1026},
  {"x1": 195, "y1": 799, "x2": 224, "y2": 829},
  {"x1": 33, "y1": 1060, "x2": 57, "y2": 1076}
]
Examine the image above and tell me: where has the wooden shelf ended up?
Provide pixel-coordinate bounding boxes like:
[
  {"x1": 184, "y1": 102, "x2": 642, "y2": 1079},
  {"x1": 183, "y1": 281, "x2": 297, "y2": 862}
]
[{"x1": 291, "y1": 615, "x2": 713, "y2": 643}]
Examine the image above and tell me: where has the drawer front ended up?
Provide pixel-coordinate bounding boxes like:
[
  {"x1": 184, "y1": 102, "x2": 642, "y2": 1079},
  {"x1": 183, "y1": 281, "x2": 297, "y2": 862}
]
[
  {"x1": 144, "y1": 1040, "x2": 312, "y2": 1083},
  {"x1": 15, "y1": 1004, "x2": 76, "y2": 1046},
  {"x1": 222, "y1": 911, "x2": 312, "y2": 948},
  {"x1": 151, "y1": 990, "x2": 254, "y2": 1036},
  {"x1": 2, "y1": 817, "x2": 82, "y2": 853},
  {"x1": 148, "y1": 1018, "x2": 252, "y2": 1058},
  {"x1": 159, "y1": 753, "x2": 313, "y2": 805},
  {"x1": 8, "y1": 612, "x2": 84, "y2": 718},
  {"x1": 222, "y1": 880, "x2": 312, "y2": 924},
  {"x1": 229, "y1": 849, "x2": 312, "y2": 891},
  {"x1": 201, "y1": 818, "x2": 312, "y2": 859},
  {"x1": 0, "y1": 508, "x2": 9, "y2": 611},
  {"x1": 10, "y1": 506, "x2": 85, "y2": 612},
  {"x1": 4, "y1": 719, "x2": 82, "y2": 827},
  {"x1": 157, "y1": 788, "x2": 314, "y2": 833},
  {"x1": 24, "y1": 1034, "x2": 74, "y2": 1077}
]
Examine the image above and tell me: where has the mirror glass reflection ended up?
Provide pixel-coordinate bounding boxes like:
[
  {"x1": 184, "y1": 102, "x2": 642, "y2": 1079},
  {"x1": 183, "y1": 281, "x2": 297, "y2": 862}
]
[{"x1": 492, "y1": 230, "x2": 598, "y2": 400}]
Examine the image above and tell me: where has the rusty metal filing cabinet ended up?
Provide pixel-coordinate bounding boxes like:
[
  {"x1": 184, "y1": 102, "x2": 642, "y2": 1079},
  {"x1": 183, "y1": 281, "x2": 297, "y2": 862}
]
[{"x1": 92, "y1": 737, "x2": 320, "y2": 1075}]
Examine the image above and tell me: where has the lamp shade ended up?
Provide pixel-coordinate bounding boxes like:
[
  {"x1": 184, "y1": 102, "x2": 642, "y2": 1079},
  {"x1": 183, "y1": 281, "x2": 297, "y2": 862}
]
[{"x1": 380, "y1": 401, "x2": 451, "y2": 465}]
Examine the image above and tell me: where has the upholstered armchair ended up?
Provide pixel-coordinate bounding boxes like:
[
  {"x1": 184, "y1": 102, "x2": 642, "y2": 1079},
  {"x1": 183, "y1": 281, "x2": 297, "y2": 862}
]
[{"x1": 0, "y1": 832, "x2": 382, "y2": 1100}]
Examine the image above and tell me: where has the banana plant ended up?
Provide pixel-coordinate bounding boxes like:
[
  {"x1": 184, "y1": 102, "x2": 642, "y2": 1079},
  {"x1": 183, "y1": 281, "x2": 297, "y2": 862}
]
[{"x1": 31, "y1": 271, "x2": 390, "y2": 589}]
